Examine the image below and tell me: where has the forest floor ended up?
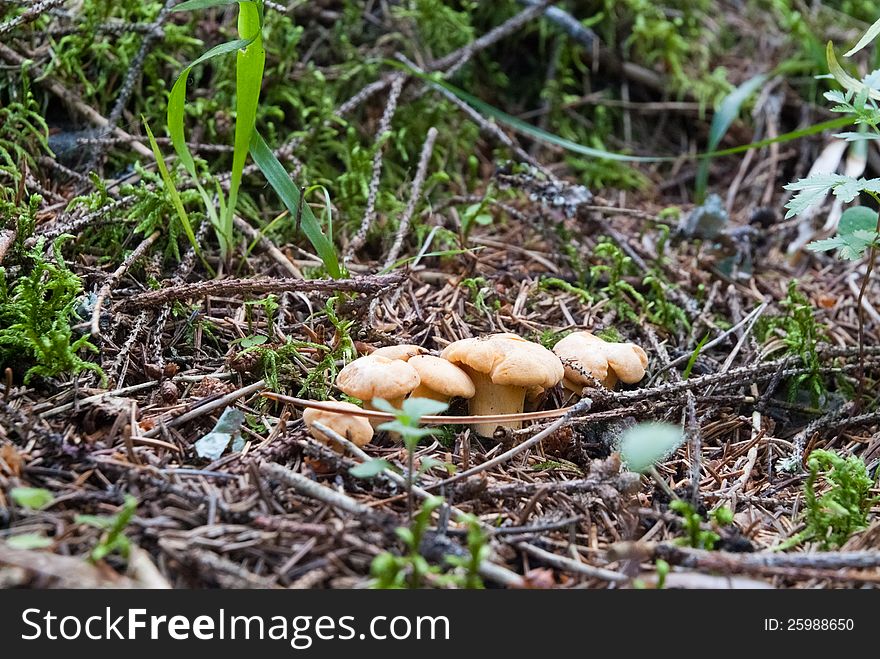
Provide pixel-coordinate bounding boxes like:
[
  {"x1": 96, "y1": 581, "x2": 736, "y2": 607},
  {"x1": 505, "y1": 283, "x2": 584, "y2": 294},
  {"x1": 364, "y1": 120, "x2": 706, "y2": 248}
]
[{"x1": 1, "y1": 1, "x2": 879, "y2": 589}]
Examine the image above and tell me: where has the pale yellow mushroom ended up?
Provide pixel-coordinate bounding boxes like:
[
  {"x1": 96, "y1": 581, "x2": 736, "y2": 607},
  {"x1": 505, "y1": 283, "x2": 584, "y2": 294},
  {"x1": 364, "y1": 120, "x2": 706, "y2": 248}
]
[
  {"x1": 303, "y1": 402, "x2": 373, "y2": 452},
  {"x1": 408, "y1": 355, "x2": 475, "y2": 403},
  {"x1": 553, "y1": 331, "x2": 648, "y2": 393},
  {"x1": 441, "y1": 333, "x2": 564, "y2": 436},
  {"x1": 336, "y1": 355, "x2": 420, "y2": 427}
]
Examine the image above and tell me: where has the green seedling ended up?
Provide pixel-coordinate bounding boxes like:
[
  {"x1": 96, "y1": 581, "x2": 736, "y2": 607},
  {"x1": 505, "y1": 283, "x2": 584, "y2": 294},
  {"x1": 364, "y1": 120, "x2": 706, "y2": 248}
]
[{"x1": 76, "y1": 494, "x2": 138, "y2": 562}]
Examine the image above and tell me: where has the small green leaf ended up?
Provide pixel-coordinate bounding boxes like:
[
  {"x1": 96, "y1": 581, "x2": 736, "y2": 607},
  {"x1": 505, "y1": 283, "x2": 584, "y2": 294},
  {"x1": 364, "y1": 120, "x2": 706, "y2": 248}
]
[
  {"x1": 349, "y1": 459, "x2": 391, "y2": 479},
  {"x1": 839, "y1": 205, "x2": 878, "y2": 235},
  {"x1": 10, "y1": 487, "x2": 54, "y2": 510},
  {"x1": 618, "y1": 422, "x2": 686, "y2": 473},
  {"x1": 239, "y1": 334, "x2": 268, "y2": 348},
  {"x1": 7, "y1": 534, "x2": 54, "y2": 549},
  {"x1": 401, "y1": 397, "x2": 448, "y2": 419},
  {"x1": 807, "y1": 206, "x2": 879, "y2": 260}
]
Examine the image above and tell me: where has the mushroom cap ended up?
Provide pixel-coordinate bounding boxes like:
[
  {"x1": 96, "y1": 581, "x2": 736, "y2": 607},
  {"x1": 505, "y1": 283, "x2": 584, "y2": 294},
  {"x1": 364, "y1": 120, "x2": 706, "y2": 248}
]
[
  {"x1": 409, "y1": 355, "x2": 475, "y2": 399},
  {"x1": 303, "y1": 402, "x2": 374, "y2": 447},
  {"x1": 553, "y1": 332, "x2": 611, "y2": 386},
  {"x1": 553, "y1": 331, "x2": 647, "y2": 387},
  {"x1": 336, "y1": 355, "x2": 420, "y2": 401},
  {"x1": 369, "y1": 344, "x2": 426, "y2": 361},
  {"x1": 440, "y1": 333, "x2": 564, "y2": 388},
  {"x1": 604, "y1": 342, "x2": 649, "y2": 384}
]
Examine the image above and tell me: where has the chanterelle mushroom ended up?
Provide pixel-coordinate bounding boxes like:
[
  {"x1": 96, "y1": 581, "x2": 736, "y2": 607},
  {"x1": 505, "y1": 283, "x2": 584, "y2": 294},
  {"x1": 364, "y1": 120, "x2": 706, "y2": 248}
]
[
  {"x1": 303, "y1": 402, "x2": 373, "y2": 452},
  {"x1": 336, "y1": 355, "x2": 420, "y2": 426},
  {"x1": 369, "y1": 344, "x2": 426, "y2": 361},
  {"x1": 441, "y1": 333, "x2": 564, "y2": 436},
  {"x1": 408, "y1": 355, "x2": 475, "y2": 403},
  {"x1": 553, "y1": 331, "x2": 648, "y2": 392}
]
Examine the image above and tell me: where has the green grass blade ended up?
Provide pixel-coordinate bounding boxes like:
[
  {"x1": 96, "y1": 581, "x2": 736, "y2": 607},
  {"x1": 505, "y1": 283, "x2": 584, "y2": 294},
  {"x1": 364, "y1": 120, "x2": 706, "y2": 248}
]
[
  {"x1": 250, "y1": 130, "x2": 342, "y2": 278},
  {"x1": 143, "y1": 119, "x2": 201, "y2": 256},
  {"x1": 682, "y1": 332, "x2": 710, "y2": 379},
  {"x1": 392, "y1": 61, "x2": 852, "y2": 164},
  {"x1": 221, "y1": 1, "x2": 265, "y2": 258},
  {"x1": 695, "y1": 73, "x2": 768, "y2": 201}
]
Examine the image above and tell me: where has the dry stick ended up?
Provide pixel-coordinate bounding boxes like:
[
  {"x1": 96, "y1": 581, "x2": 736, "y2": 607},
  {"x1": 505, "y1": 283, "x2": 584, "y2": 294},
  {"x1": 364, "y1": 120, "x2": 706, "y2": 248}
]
[
  {"x1": 38, "y1": 371, "x2": 233, "y2": 419},
  {"x1": 0, "y1": 44, "x2": 152, "y2": 158},
  {"x1": 637, "y1": 542, "x2": 880, "y2": 576},
  {"x1": 345, "y1": 74, "x2": 406, "y2": 259},
  {"x1": 309, "y1": 421, "x2": 484, "y2": 528},
  {"x1": 118, "y1": 272, "x2": 404, "y2": 310},
  {"x1": 90, "y1": 230, "x2": 161, "y2": 336},
  {"x1": 648, "y1": 302, "x2": 768, "y2": 382},
  {"x1": 105, "y1": 0, "x2": 175, "y2": 132},
  {"x1": 397, "y1": 54, "x2": 547, "y2": 173},
  {"x1": 0, "y1": 0, "x2": 64, "y2": 36},
  {"x1": 518, "y1": 542, "x2": 628, "y2": 583},
  {"x1": 382, "y1": 127, "x2": 439, "y2": 269},
  {"x1": 260, "y1": 459, "x2": 525, "y2": 587},
  {"x1": 141, "y1": 379, "x2": 266, "y2": 439},
  {"x1": 427, "y1": 0, "x2": 553, "y2": 73}
]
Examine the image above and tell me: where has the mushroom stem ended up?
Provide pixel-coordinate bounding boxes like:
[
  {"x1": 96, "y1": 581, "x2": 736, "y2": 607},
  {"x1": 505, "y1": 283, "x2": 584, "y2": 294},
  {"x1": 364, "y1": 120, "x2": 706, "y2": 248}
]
[{"x1": 464, "y1": 369, "x2": 527, "y2": 436}]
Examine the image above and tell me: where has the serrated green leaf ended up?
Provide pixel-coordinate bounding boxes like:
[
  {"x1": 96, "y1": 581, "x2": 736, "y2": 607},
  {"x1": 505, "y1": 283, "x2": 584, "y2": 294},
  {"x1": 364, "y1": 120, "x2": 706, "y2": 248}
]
[
  {"x1": 349, "y1": 458, "x2": 391, "y2": 479},
  {"x1": 783, "y1": 174, "x2": 851, "y2": 217},
  {"x1": 10, "y1": 487, "x2": 54, "y2": 510},
  {"x1": 844, "y1": 17, "x2": 880, "y2": 57},
  {"x1": 401, "y1": 397, "x2": 448, "y2": 419}
]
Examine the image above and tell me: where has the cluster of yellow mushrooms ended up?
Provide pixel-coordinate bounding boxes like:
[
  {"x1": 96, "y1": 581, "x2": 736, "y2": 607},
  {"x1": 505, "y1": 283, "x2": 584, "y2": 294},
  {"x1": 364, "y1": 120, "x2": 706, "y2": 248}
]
[{"x1": 303, "y1": 332, "x2": 648, "y2": 450}]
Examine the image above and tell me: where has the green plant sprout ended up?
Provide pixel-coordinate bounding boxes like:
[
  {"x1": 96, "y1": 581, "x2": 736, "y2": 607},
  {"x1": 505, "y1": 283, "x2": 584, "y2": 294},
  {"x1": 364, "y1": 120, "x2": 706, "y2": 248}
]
[
  {"x1": 669, "y1": 500, "x2": 734, "y2": 550},
  {"x1": 370, "y1": 396, "x2": 449, "y2": 519},
  {"x1": 76, "y1": 494, "x2": 138, "y2": 562},
  {"x1": 777, "y1": 449, "x2": 876, "y2": 551},
  {"x1": 369, "y1": 496, "x2": 488, "y2": 590}
]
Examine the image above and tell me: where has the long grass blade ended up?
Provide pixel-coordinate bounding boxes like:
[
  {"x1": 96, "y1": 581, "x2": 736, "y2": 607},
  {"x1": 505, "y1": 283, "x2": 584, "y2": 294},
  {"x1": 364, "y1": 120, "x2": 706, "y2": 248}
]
[
  {"x1": 695, "y1": 73, "x2": 769, "y2": 201},
  {"x1": 250, "y1": 130, "x2": 342, "y2": 278},
  {"x1": 221, "y1": 1, "x2": 265, "y2": 258},
  {"x1": 143, "y1": 119, "x2": 201, "y2": 256}
]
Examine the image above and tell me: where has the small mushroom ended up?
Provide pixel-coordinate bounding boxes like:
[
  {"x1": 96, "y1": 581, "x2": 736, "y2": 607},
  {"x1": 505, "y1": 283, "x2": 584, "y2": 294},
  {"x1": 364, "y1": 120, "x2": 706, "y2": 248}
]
[
  {"x1": 303, "y1": 402, "x2": 373, "y2": 452},
  {"x1": 553, "y1": 331, "x2": 648, "y2": 392},
  {"x1": 441, "y1": 333, "x2": 564, "y2": 436},
  {"x1": 369, "y1": 344, "x2": 426, "y2": 361},
  {"x1": 335, "y1": 355, "x2": 420, "y2": 426},
  {"x1": 408, "y1": 355, "x2": 476, "y2": 403}
]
